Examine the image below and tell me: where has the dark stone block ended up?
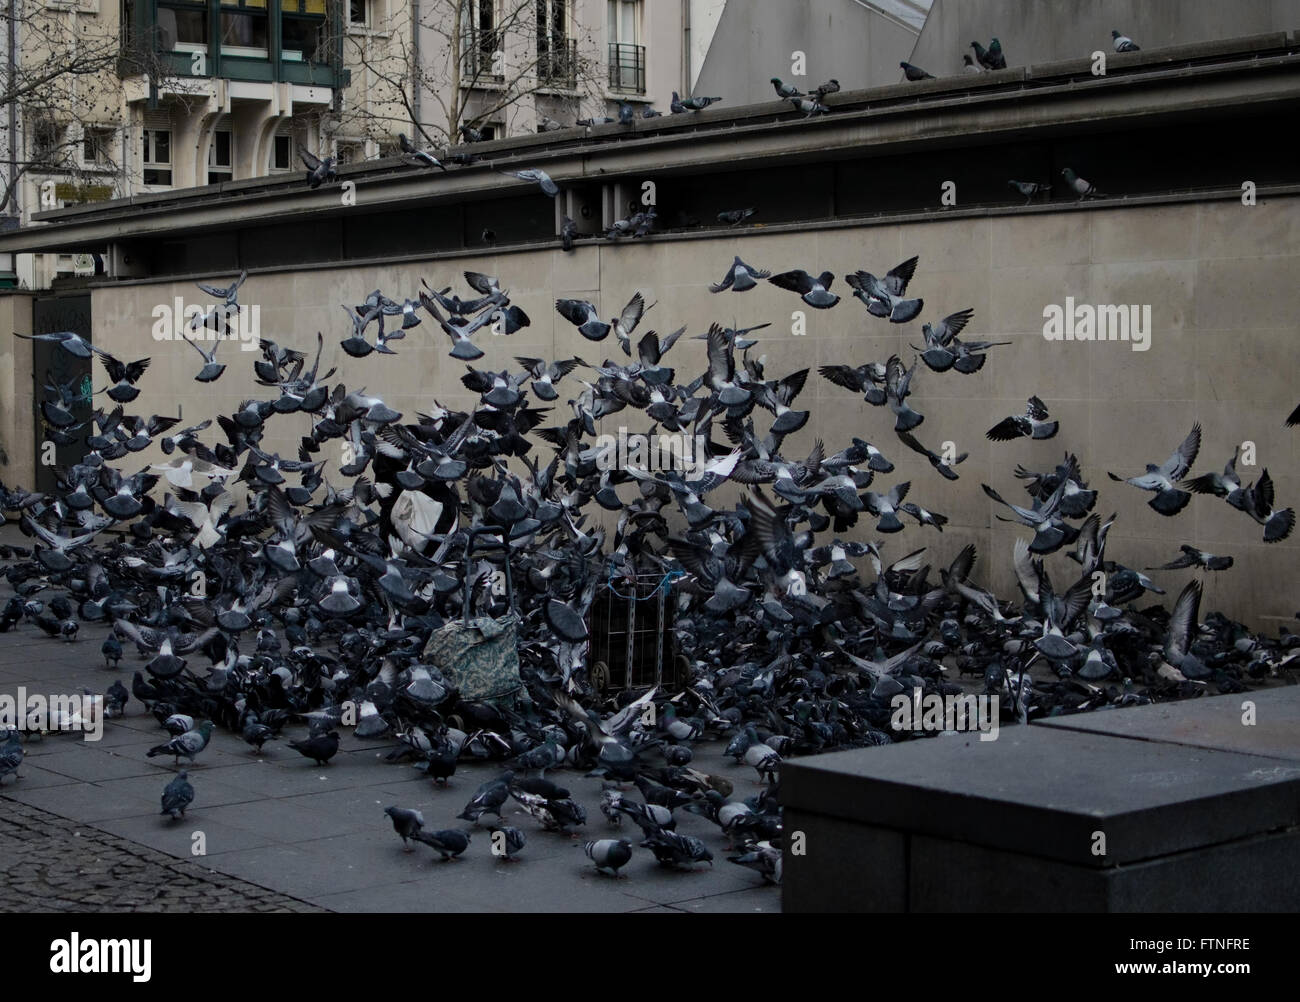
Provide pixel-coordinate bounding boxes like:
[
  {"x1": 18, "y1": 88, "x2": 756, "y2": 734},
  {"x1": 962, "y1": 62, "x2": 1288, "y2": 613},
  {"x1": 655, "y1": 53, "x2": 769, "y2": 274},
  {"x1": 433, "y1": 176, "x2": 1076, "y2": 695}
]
[
  {"x1": 781, "y1": 728, "x2": 1300, "y2": 868},
  {"x1": 1035, "y1": 687, "x2": 1300, "y2": 762},
  {"x1": 782, "y1": 809, "x2": 906, "y2": 913}
]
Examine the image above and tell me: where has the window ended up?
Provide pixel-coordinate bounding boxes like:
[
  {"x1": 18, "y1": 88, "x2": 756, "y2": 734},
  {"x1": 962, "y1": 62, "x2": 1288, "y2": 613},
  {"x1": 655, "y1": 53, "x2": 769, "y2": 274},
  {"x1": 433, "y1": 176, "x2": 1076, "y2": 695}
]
[
  {"x1": 349, "y1": 0, "x2": 367, "y2": 25},
  {"x1": 31, "y1": 117, "x2": 67, "y2": 163},
  {"x1": 335, "y1": 139, "x2": 365, "y2": 165},
  {"x1": 158, "y1": 0, "x2": 209, "y2": 51},
  {"x1": 208, "y1": 129, "x2": 232, "y2": 184},
  {"x1": 142, "y1": 128, "x2": 172, "y2": 186},
  {"x1": 608, "y1": 0, "x2": 639, "y2": 44},
  {"x1": 283, "y1": 0, "x2": 327, "y2": 60},
  {"x1": 272, "y1": 133, "x2": 292, "y2": 171},
  {"x1": 82, "y1": 127, "x2": 115, "y2": 168},
  {"x1": 221, "y1": 0, "x2": 269, "y2": 56},
  {"x1": 462, "y1": 0, "x2": 500, "y2": 81},
  {"x1": 537, "y1": 0, "x2": 574, "y2": 87}
]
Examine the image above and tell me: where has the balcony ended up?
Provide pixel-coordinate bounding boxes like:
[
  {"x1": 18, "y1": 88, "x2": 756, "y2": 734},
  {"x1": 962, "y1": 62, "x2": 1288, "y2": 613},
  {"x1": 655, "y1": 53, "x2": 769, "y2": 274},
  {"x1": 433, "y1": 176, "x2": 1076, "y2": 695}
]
[
  {"x1": 537, "y1": 37, "x2": 578, "y2": 90},
  {"x1": 119, "y1": 0, "x2": 348, "y2": 89},
  {"x1": 462, "y1": 27, "x2": 504, "y2": 84},
  {"x1": 608, "y1": 42, "x2": 644, "y2": 93}
]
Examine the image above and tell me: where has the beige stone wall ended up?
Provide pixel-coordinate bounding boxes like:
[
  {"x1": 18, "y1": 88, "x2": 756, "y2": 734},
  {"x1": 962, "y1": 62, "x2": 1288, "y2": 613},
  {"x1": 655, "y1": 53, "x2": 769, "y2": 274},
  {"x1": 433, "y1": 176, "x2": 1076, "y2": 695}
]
[
  {"x1": 0, "y1": 294, "x2": 36, "y2": 491},
  {"x1": 85, "y1": 195, "x2": 1300, "y2": 627}
]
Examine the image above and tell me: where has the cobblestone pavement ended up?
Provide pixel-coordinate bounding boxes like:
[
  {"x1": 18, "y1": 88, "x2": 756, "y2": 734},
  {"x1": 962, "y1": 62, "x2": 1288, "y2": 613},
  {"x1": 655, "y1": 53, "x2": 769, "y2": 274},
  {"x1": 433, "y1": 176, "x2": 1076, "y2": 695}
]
[{"x1": 0, "y1": 797, "x2": 321, "y2": 913}]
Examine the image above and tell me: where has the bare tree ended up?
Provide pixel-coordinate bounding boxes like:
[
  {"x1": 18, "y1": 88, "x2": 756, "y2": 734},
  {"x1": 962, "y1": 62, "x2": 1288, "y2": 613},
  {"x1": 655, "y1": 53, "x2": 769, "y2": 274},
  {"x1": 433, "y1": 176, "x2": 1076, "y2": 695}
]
[
  {"x1": 1, "y1": 3, "x2": 199, "y2": 215},
  {"x1": 334, "y1": 0, "x2": 606, "y2": 150}
]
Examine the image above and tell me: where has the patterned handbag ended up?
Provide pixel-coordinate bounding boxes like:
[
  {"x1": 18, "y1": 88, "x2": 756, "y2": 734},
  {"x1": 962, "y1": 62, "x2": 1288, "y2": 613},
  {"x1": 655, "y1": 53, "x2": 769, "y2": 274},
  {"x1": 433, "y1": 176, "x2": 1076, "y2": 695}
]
[{"x1": 422, "y1": 526, "x2": 521, "y2": 707}]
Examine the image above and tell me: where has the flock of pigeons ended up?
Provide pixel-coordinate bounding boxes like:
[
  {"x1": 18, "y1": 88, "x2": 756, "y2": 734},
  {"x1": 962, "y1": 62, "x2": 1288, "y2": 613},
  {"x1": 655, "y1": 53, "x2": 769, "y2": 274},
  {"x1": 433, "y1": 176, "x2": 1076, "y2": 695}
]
[{"x1": 1, "y1": 32, "x2": 1297, "y2": 893}]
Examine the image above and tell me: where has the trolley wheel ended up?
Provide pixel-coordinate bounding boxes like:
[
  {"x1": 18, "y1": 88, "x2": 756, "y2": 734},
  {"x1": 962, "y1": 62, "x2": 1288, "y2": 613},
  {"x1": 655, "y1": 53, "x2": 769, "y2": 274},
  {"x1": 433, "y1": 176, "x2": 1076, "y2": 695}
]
[{"x1": 590, "y1": 661, "x2": 611, "y2": 694}]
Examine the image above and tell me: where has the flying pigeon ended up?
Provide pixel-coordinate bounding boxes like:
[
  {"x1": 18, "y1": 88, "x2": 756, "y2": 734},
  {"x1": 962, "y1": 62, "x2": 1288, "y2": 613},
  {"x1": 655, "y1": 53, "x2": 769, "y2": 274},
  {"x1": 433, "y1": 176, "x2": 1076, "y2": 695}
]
[
  {"x1": 1108, "y1": 423, "x2": 1201, "y2": 516},
  {"x1": 987, "y1": 396, "x2": 1059, "y2": 442}
]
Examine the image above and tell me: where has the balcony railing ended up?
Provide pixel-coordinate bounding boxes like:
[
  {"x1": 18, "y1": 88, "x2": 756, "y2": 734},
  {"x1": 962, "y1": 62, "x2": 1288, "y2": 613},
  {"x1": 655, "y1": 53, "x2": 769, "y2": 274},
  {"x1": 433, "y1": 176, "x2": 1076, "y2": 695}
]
[
  {"x1": 608, "y1": 42, "x2": 645, "y2": 93},
  {"x1": 537, "y1": 37, "x2": 578, "y2": 89},
  {"x1": 462, "y1": 27, "x2": 504, "y2": 83}
]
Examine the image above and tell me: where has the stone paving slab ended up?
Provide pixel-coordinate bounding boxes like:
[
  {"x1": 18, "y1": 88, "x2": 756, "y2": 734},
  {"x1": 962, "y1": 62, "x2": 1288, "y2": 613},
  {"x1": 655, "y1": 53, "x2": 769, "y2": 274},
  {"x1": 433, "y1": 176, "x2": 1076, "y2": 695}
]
[
  {"x1": 0, "y1": 798, "x2": 319, "y2": 912},
  {"x1": 0, "y1": 620, "x2": 778, "y2": 912},
  {"x1": 1034, "y1": 686, "x2": 1300, "y2": 761}
]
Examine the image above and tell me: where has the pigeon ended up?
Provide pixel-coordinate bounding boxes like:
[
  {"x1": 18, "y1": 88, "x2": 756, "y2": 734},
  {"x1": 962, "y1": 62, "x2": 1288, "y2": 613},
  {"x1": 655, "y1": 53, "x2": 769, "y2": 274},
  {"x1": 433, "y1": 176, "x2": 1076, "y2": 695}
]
[
  {"x1": 299, "y1": 148, "x2": 337, "y2": 188},
  {"x1": 1061, "y1": 167, "x2": 1102, "y2": 200},
  {"x1": 972, "y1": 38, "x2": 1005, "y2": 70},
  {"x1": 1112, "y1": 30, "x2": 1140, "y2": 52},
  {"x1": 717, "y1": 208, "x2": 756, "y2": 226},
  {"x1": 770, "y1": 78, "x2": 802, "y2": 99},
  {"x1": 412, "y1": 828, "x2": 471, "y2": 860},
  {"x1": 813, "y1": 79, "x2": 840, "y2": 100},
  {"x1": 671, "y1": 91, "x2": 722, "y2": 112},
  {"x1": 1008, "y1": 179, "x2": 1051, "y2": 204},
  {"x1": 457, "y1": 771, "x2": 514, "y2": 823},
  {"x1": 897, "y1": 431, "x2": 967, "y2": 481},
  {"x1": 103, "y1": 680, "x2": 129, "y2": 718},
  {"x1": 12, "y1": 330, "x2": 105, "y2": 359},
  {"x1": 490, "y1": 825, "x2": 526, "y2": 861},
  {"x1": 384, "y1": 805, "x2": 426, "y2": 849},
  {"x1": 640, "y1": 830, "x2": 713, "y2": 868},
  {"x1": 1287, "y1": 402, "x2": 1300, "y2": 427},
  {"x1": 585, "y1": 838, "x2": 634, "y2": 876},
  {"x1": 181, "y1": 330, "x2": 227, "y2": 382},
  {"x1": 288, "y1": 730, "x2": 340, "y2": 765},
  {"x1": 560, "y1": 215, "x2": 578, "y2": 252},
  {"x1": 98, "y1": 354, "x2": 151, "y2": 403},
  {"x1": 498, "y1": 167, "x2": 559, "y2": 197},
  {"x1": 102, "y1": 633, "x2": 123, "y2": 669},
  {"x1": 555, "y1": 299, "x2": 611, "y2": 341},
  {"x1": 845, "y1": 257, "x2": 923, "y2": 323},
  {"x1": 884, "y1": 355, "x2": 924, "y2": 432},
  {"x1": 710, "y1": 256, "x2": 771, "y2": 293},
  {"x1": 729, "y1": 841, "x2": 782, "y2": 885},
  {"x1": 398, "y1": 132, "x2": 446, "y2": 169},
  {"x1": 1149, "y1": 546, "x2": 1234, "y2": 572},
  {"x1": 788, "y1": 96, "x2": 829, "y2": 117},
  {"x1": 160, "y1": 770, "x2": 194, "y2": 819},
  {"x1": 1237, "y1": 469, "x2": 1296, "y2": 543},
  {"x1": 0, "y1": 730, "x2": 23, "y2": 785},
  {"x1": 963, "y1": 54, "x2": 983, "y2": 73},
  {"x1": 1108, "y1": 424, "x2": 1201, "y2": 516},
  {"x1": 900, "y1": 61, "x2": 934, "y2": 81},
  {"x1": 146, "y1": 720, "x2": 213, "y2": 765},
  {"x1": 768, "y1": 270, "x2": 839, "y2": 309},
  {"x1": 987, "y1": 397, "x2": 1059, "y2": 442},
  {"x1": 459, "y1": 124, "x2": 486, "y2": 143}
]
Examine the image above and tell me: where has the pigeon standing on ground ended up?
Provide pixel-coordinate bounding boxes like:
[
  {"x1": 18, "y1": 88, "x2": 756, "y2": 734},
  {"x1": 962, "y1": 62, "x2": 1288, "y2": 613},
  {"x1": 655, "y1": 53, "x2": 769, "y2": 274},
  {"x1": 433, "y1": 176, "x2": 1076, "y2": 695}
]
[
  {"x1": 770, "y1": 78, "x2": 802, "y2": 99},
  {"x1": 900, "y1": 61, "x2": 934, "y2": 81},
  {"x1": 288, "y1": 729, "x2": 340, "y2": 765},
  {"x1": 146, "y1": 720, "x2": 213, "y2": 765},
  {"x1": 384, "y1": 806, "x2": 425, "y2": 850},
  {"x1": 0, "y1": 730, "x2": 23, "y2": 785},
  {"x1": 412, "y1": 828, "x2": 471, "y2": 861},
  {"x1": 160, "y1": 770, "x2": 194, "y2": 819},
  {"x1": 585, "y1": 838, "x2": 634, "y2": 876},
  {"x1": 1008, "y1": 180, "x2": 1051, "y2": 204}
]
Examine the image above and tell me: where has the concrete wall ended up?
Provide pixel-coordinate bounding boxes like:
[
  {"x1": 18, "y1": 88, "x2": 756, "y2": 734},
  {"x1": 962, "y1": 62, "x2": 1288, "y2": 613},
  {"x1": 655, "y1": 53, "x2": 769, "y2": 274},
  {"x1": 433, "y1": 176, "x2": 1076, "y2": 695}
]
[
  {"x1": 83, "y1": 195, "x2": 1300, "y2": 628},
  {"x1": 910, "y1": 0, "x2": 1300, "y2": 76},
  {"x1": 0, "y1": 293, "x2": 36, "y2": 491},
  {"x1": 693, "y1": 0, "x2": 922, "y2": 100}
]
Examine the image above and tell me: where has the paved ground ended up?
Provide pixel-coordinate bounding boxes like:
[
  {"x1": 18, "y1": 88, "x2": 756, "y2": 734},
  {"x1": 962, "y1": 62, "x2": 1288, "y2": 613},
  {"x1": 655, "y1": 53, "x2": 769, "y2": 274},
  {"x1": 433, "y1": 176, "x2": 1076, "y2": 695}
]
[{"x1": 0, "y1": 613, "x2": 779, "y2": 913}]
